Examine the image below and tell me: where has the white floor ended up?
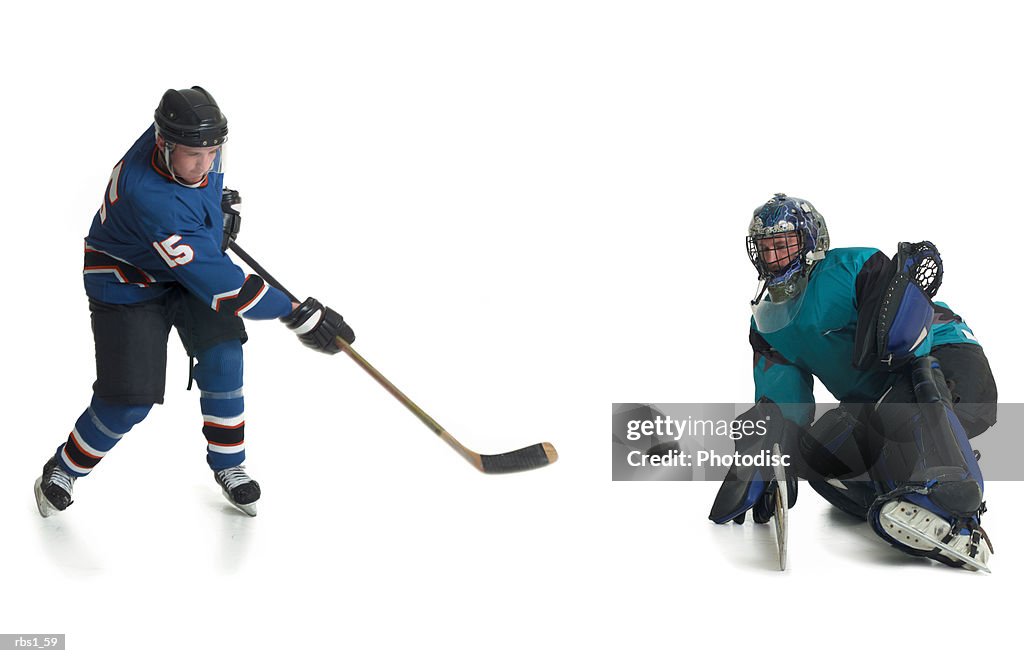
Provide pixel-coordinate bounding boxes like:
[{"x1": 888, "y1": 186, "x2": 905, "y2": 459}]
[
  {"x1": 4, "y1": 2, "x2": 1023, "y2": 659},
  {"x1": 5, "y1": 446, "x2": 1018, "y2": 661}
]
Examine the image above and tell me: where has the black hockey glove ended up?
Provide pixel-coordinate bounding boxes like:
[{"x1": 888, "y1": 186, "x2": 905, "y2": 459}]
[
  {"x1": 221, "y1": 188, "x2": 242, "y2": 251},
  {"x1": 281, "y1": 297, "x2": 355, "y2": 354}
]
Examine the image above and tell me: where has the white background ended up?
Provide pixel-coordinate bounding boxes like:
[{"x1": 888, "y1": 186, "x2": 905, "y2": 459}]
[{"x1": 1, "y1": 1, "x2": 1021, "y2": 660}]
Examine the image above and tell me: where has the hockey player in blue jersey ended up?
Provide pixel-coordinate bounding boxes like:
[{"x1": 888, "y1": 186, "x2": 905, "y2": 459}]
[
  {"x1": 709, "y1": 193, "x2": 997, "y2": 570},
  {"x1": 34, "y1": 86, "x2": 355, "y2": 517}
]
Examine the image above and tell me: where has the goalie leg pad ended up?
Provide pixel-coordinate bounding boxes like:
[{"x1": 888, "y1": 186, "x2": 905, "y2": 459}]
[
  {"x1": 797, "y1": 404, "x2": 881, "y2": 520},
  {"x1": 798, "y1": 404, "x2": 879, "y2": 479},
  {"x1": 867, "y1": 357, "x2": 984, "y2": 513},
  {"x1": 865, "y1": 356, "x2": 990, "y2": 568}
]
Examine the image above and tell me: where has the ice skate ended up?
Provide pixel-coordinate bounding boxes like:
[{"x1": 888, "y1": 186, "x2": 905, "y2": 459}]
[
  {"x1": 214, "y1": 465, "x2": 260, "y2": 516},
  {"x1": 34, "y1": 456, "x2": 76, "y2": 518},
  {"x1": 876, "y1": 499, "x2": 992, "y2": 572},
  {"x1": 771, "y1": 443, "x2": 788, "y2": 570}
]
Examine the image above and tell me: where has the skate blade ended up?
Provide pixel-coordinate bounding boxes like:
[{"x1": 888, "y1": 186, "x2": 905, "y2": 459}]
[
  {"x1": 772, "y1": 444, "x2": 788, "y2": 571},
  {"x1": 879, "y1": 501, "x2": 991, "y2": 572},
  {"x1": 221, "y1": 489, "x2": 257, "y2": 517},
  {"x1": 33, "y1": 477, "x2": 57, "y2": 518}
]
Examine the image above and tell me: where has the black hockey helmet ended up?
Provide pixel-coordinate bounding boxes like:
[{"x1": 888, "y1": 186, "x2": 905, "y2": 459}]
[{"x1": 154, "y1": 86, "x2": 228, "y2": 147}]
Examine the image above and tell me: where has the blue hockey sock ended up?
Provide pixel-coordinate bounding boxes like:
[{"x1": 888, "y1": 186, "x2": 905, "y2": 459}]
[
  {"x1": 194, "y1": 340, "x2": 246, "y2": 471},
  {"x1": 56, "y1": 396, "x2": 152, "y2": 477}
]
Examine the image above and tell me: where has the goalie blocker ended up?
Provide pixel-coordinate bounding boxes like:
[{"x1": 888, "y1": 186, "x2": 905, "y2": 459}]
[{"x1": 708, "y1": 398, "x2": 799, "y2": 526}]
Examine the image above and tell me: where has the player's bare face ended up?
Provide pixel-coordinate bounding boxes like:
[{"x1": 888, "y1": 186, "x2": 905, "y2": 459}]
[
  {"x1": 170, "y1": 145, "x2": 221, "y2": 184},
  {"x1": 757, "y1": 231, "x2": 801, "y2": 274}
]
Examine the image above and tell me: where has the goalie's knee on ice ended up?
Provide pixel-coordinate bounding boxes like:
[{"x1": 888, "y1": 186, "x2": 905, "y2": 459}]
[{"x1": 799, "y1": 404, "x2": 875, "y2": 480}]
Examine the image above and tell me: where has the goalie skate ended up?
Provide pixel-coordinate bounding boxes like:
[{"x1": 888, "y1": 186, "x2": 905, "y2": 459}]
[
  {"x1": 877, "y1": 499, "x2": 992, "y2": 572},
  {"x1": 772, "y1": 443, "x2": 788, "y2": 571}
]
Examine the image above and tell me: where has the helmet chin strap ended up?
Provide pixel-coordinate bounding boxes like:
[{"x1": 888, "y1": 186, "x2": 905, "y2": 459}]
[
  {"x1": 751, "y1": 279, "x2": 769, "y2": 306},
  {"x1": 753, "y1": 254, "x2": 818, "y2": 308}
]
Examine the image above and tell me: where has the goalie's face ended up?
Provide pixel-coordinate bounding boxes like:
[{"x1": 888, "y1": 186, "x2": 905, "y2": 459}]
[{"x1": 755, "y1": 231, "x2": 802, "y2": 275}]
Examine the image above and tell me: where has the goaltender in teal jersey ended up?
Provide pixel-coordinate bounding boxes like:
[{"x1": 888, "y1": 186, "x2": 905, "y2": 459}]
[{"x1": 709, "y1": 193, "x2": 997, "y2": 572}]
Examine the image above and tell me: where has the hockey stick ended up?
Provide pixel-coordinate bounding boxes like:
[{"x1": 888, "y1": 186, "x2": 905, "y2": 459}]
[{"x1": 228, "y1": 241, "x2": 558, "y2": 474}]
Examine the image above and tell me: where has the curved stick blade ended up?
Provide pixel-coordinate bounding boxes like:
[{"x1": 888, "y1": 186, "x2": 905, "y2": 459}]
[{"x1": 480, "y1": 442, "x2": 558, "y2": 474}]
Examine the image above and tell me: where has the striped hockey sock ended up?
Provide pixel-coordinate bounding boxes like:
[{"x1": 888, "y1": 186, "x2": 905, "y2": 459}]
[
  {"x1": 194, "y1": 340, "x2": 246, "y2": 471},
  {"x1": 57, "y1": 396, "x2": 152, "y2": 477}
]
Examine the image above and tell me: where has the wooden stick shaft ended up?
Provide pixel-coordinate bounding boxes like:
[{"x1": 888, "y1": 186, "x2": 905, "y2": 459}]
[
  {"x1": 225, "y1": 242, "x2": 483, "y2": 467},
  {"x1": 227, "y1": 242, "x2": 482, "y2": 469},
  {"x1": 334, "y1": 337, "x2": 482, "y2": 469}
]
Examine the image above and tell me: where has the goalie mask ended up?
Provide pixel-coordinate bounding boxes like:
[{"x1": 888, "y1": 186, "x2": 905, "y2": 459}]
[
  {"x1": 747, "y1": 193, "x2": 830, "y2": 332},
  {"x1": 154, "y1": 86, "x2": 228, "y2": 188}
]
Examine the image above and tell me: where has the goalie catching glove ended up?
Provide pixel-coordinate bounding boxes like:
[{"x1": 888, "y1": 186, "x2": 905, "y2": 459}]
[{"x1": 281, "y1": 297, "x2": 355, "y2": 354}]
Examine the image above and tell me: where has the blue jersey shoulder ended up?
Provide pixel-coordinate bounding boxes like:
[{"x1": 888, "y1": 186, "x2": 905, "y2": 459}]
[
  {"x1": 116, "y1": 127, "x2": 223, "y2": 238},
  {"x1": 82, "y1": 127, "x2": 289, "y2": 319}
]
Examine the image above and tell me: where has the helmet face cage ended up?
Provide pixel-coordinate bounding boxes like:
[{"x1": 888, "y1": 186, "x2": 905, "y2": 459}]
[
  {"x1": 746, "y1": 231, "x2": 804, "y2": 281},
  {"x1": 746, "y1": 193, "x2": 829, "y2": 292}
]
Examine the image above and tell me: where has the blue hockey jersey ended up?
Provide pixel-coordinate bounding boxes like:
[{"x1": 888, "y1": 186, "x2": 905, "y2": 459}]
[{"x1": 83, "y1": 127, "x2": 291, "y2": 320}]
